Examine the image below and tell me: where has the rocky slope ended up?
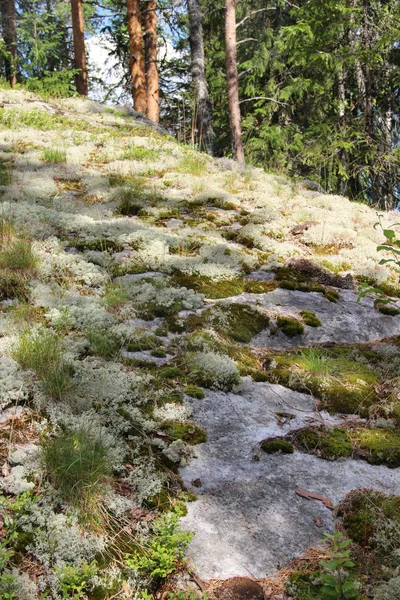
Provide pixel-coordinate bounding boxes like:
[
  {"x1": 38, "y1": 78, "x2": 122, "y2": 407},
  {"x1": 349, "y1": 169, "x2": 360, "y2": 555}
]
[{"x1": 0, "y1": 88, "x2": 400, "y2": 599}]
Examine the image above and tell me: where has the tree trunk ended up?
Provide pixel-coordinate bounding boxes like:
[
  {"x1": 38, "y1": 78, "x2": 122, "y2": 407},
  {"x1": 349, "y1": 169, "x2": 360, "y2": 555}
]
[
  {"x1": 127, "y1": 0, "x2": 147, "y2": 113},
  {"x1": 187, "y1": 0, "x2": 215, "y2": 155},
  {"x1": 144, "y1": 0, "x2": 159, "y2": 122},
  {"x1": 0, "y1": 0, "x2": 18, "y2": 87},
  {"x1": 225, "y1": 0, "x2": 244, "y2": 164},
  {"x1": 70, "y1": 0, "x2": 88, "y2": 96}
]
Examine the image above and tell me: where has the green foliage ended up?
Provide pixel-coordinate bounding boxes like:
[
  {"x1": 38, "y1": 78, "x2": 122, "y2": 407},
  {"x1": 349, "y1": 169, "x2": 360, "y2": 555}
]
[
  {"x1": 358, "y1": 220, "x2": 400, "y2": 312},
  {"x1": 121, "y1": 145, "x2": 158, "y2": 161},
  {"x1": 56, "y1": 561, "x2": 98, "y2": 599},
  {"x1": 125, "y1": 511, "x2": 193, "y2": 581},
  {"x1": 318, "y1": 533, "x2": 360, "y2": 600},
  {"x1": 86, "y1": 327, "x2": 121, "y2": 360},
  {"x1": 0, "y1": 272, "x2": 29, "y2": 301},
  {"x1": 0, "y1": 239, "x2": 37, "y2": 271},
  {"x1": 178, "y1": 153, "x2": 208, "y2": 176},
  {"x1": 172, "y1": 272, "x2": 245, "y2": 299},
  {"x1": 25, "y1": 70, "x2": 78, "y2": 99},
  {"x1": 0, "y1": 492, "x2": 36, "y2": 600},
  {"x1": 42, "y1": 426, "x2": 111, "y2": 510},
  {"x1": 12, "y1": 327, "x2": 73, "y2": 399},
  {"x1": 41, "y1": 146, "x2": 67, "y2": 163}
]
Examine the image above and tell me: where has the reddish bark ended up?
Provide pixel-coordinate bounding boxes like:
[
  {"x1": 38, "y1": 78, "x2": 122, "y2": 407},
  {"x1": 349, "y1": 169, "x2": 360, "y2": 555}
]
[
  {"x1": 0, "y1": 0, "x2": 18, "y2": 87},
  {"x1": 127, "y1": 0, "x2": 147, "y2": 113},
  {"x1": 144, "y1": 0, "x2": 159, "y2": 122}
]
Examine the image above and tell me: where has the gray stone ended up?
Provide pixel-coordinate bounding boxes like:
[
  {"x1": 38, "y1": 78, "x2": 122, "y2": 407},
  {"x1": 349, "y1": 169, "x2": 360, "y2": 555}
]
[{"x1": 180, "y1": 381, "x2": 400, "y2": 579}]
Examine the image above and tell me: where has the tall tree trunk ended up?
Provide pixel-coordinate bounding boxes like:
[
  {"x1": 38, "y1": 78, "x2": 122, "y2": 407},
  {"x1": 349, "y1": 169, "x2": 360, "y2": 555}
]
[
  {"x1": 144, "y1": 0, "x2": 159, "y2": 122},
  {"x1": 187, "y1": 0, "x2": 215, "y2": 155},
  {"x1": 70, "y1": 0, "x2": 88, "y2": 96},
  {"x1": 127, "y1": 0, "x2": 147, "y2": 113},
  {"x1": 0, "y1": 0, "x2": 17, "y2": 87},
  {"x1": 225, "y1": 0, "x2": 244, "y2": 164}
]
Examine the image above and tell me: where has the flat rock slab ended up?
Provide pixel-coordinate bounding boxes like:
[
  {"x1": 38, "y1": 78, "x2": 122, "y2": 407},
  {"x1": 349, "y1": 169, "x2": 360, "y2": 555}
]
[
  {"x1": 224, "y1": 289, "x2": 400, "y2": 348},
  {"x1": 180, "y1": 380, "x2": 400, "y2": 579}
]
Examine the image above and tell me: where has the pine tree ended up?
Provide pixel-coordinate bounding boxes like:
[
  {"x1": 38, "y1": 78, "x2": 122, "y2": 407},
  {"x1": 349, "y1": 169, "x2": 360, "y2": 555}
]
[
  {"x1": 127, "y1": 0, "x2": 146, "y2": 112},
  {"x1": 144, "y1": 0, "x2": 159, "y2": 122},
  {"x1": 225, "y1": 0, "x2": 244, "y2": 163},
  {"x1": 0, "y1": 0, "x2": 18, "y2": 86},
  {"x1": 70, "y1": 0, "x2": 88, "y2": 95},
  {"x1": 187, "y1": 0, "x2": 215, "y2": 154}
]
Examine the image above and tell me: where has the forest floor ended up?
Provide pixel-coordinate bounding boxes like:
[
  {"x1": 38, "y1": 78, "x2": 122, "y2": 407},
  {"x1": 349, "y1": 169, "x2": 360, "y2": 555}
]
[{"x1": 0, "y1": 88, "x2": 400, "y2": 600}]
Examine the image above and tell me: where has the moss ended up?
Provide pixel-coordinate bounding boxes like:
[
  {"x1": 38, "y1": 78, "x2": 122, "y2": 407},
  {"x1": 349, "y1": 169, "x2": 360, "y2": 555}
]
[
  {"x1": 188, "y1": 303, "x2": 269, "y2": 343},
  {"x1": 264, "y1": 348, "x2": 380, "y2": 415},
  {"x1": 337, "y1": 489, "x2": 400, "y2": 549},
  {"x1": 261, "y1": 438, "x2": 294, "y2": 454},
  {"x1": 171, "y1": 272, "x2": 245, "y2": 298},
  {"x1": 377, "y1": 305, "x2": 400, "y2": 316},
  {"x1": 151, "y1": 348, "x2": 167, "y2": 358},
  {"x1": 185, "y1": 385, "x2": 205, "y2": 399},
  {"x1": 286, "y1": 571, "x2": 321, "y2": 600},
  {"x1": 293, "y1": 427, "x2": 353, "y2": 460},
  {"x1": 161, "y1": 421, "x2": 207, "y2": 444},
  {"x1": 72, "y1": 238, "x2": 122, "y2": 252},
  {"x1": 300, "y1": 310, "x2": 321, "y2": 327},
  {"x1": 158, "y1": 366, "x2": 185, "y2": 380},
  {"x1": 277, "y1": 316, "x2": 304, "y2": 337},
  {"x1": 125, "y1": 333, "x2": 163, "y2": 352},
  {"x1": 355, "y1": 428, "x2": 400, "y2": 468},
  {"x1": 324, "y1": 289, "x2": 340, "y2": 303},
  {"x1": 279, "y1": 279, "x2": 298, "y2": 291},
  {"x1": 244, "y1": 280, "x2": 278, "y2": 294},
  {"x1": 0, "y1": 271, "x2": 29, "y2": 301}
]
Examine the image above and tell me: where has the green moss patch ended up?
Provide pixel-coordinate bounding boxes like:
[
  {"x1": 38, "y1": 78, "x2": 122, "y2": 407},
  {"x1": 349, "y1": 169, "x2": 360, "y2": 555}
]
[
  {"x1": 292, "y1": 427, "x2": 353, "y2": 460},
  {"x1": 261, "y1": 438, "x2": 294, "y2": 454},
  {"x1": 377, "y1": 305, "x2": 400, "y2": 316},
  {"x1": 277, "y1": 316, "x2": 304, "y2": 337},
  {"x1": 185, "y1": 303, "x2": 269, "y2": 343},
  {"x1": 290, "y1": 425, "x2": 400, "y2": 468},
  {"x1": 244, "y1": 280, "x2": 278, "y2": 294},
  {"x1": 336, "y1": 489, "x2": 400, "y2": 549},
  {"x1": 161, "y1": 422, "x2": 207, "y2": 444},
  {"x1": 124, "y1": 333, "x2": 164, "y2": 352},
  {"x1": 184, "y1": 385, "x2": 205, "y2": 399},
  {"x1": 171, "y1": 272, "x2": 244, "y2": 298},
  {"x1": 264, "y1": 348, "x2": 380, "y2": 415},
  {"x1": 300, "y1": 310, "x2": 321, "y2": 327}
]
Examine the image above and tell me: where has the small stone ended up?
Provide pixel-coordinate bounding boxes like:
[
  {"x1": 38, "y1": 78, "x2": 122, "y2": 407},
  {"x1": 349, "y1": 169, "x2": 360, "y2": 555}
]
[
  {"x1": 213, "y1": 577, "x2": 264, "y2": 600},
  {"x1": 192, "y1": 478, "x2": 203, "y2": 488}
]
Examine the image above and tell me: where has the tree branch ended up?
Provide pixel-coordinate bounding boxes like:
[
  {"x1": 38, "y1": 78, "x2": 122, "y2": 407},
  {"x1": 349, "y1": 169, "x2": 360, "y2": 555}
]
[
  {"x1": 239, "y1": 96, "x2": 289, "y2": 106},
  {"x1": 236, "y1": 8, "x2": 275, "y2": 29},
  {"x1": 237, "y1": 37, "x2": 257, "y2": 46}
]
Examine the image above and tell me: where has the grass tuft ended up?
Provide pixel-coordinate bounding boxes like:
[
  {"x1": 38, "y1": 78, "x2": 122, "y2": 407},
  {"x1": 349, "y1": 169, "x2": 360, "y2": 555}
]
[
  {"x1": 41, "y1": 147, "x2": 67, "y2": 163},
  {"x1": 12, "y1": 327, "x2": 73, "y2": 400},
  {"x1": 42, "y1": 426, "x2": 111, "y2": 511}
]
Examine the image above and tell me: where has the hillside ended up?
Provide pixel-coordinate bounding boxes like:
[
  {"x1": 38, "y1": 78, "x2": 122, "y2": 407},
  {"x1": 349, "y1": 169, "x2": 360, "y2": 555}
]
[{"x1": 0, "y1": 89, "x2": 400, "y2": 599}]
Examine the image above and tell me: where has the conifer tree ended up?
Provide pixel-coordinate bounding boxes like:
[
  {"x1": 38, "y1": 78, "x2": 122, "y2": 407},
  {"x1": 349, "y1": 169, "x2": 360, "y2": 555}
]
[
  {"x1": 127, "y1": 0, "x2": 146, "y2": 112},
  {"x1": 71, "y1": 0, "x2": 88, "y2": 95},
  {"x1": 0, "y1": 0, "x2": 18, "y2": 86},
  {"x1": 225, "y1": 0, "x2": 244, "y2": 163},
  {"x1": 187, "y1": 0, "x2": 215, "y2": 154},
  {"x1": 144, "y1": 0, "x2": 159, "y2": 122}
]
